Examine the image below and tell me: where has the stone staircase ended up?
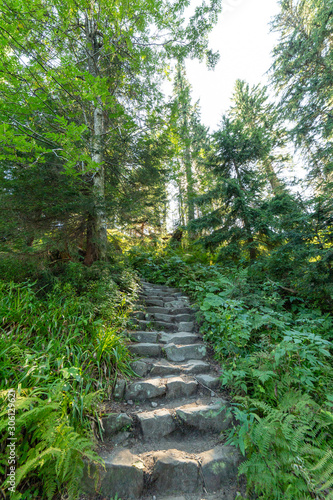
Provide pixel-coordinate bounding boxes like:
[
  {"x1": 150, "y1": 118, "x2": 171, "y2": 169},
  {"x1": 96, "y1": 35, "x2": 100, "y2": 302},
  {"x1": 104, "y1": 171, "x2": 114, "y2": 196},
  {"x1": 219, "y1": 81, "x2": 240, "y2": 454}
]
[{"x1": 82, "y1": 281, "x2": 244, "y2": 500}]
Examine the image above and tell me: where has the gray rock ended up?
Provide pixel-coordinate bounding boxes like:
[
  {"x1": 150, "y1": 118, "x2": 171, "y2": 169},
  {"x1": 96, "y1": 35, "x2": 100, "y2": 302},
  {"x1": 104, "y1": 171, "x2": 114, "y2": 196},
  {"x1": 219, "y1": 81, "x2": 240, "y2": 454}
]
[
  {"x1": 164, "y1": 343, "x2": 207, "y2": 362},
  {"x1": 128, "y1": 343, "x2": 162, "y2": 358},
  {"x1": 154, "y1": 321, "x2": 178, "y2": 332},
  {"x1": 178, "y1": 321, "x2": 195, "y2": 332},
  {"x1": 101, "y1": 413, "x2": 132, "y2": 438},
  {"x1": 200, "y1": 445, "x2": 241, "y2": 492},
  {"x1": 173, "y1": 314, "x2": 194, "y2": 323},
  {"x1": 176, "y1": 402, "x2": 231, "y2": 432},
  {"x1": 146, "y1": 306, "x2": 169, "y2": 314},
  {"x1": 125, "y1": 378, "x2": 166, "y2": 400},
  {"x1": 182, "y1": 360, "x2": 211, "y2": 374},
  {"x1": 152, "y1": 450, "x2": 200, "y2": 494},
  {"x1": 145, "y1": 299, "x2": 164, "y2": 307},
  {"x1": 82, "y1": 449, "x2": 144, "y2": 499},
  {"x1": 165, "y1": 376, "x2": 198, "y2": 398},
  {"x1": 135, "y1": 320, "x2": 154, "y2": 331},
  {"x1": 132, "y1": 311, "x2": 145, "y2": 320},
  {"x1": 129, "y1": 331, "x2": 159, "y2": 343},
  {"x1": 167, "y1": 300, "x2": 190, "y2": 309},
  {"x1": 150, "y1": 312, "x2": 175, "y2": 323},
  {"x1": 150, "y1": 359, "x2": 184, "y2": 376},
  {"x1": 109, "y1": 431, "x2": 131, "y2": 446},
  {"x1": 196, "y1": 373, "x2": 221, "y2": 390},
  {"x1": 167, "y1": 307, "x2": 193, "y2": 315},
  {"x1": 160, "y1": 332, "x2": 199, "y2": 345},
  {"x1": 130, "y1": 360, "x2": 149, "y2": 377},
  {"x1": 113, "y1": 379, "x2": 126, "y2": 400},
  {"x1": 138, "y1": 409, "x2": 176, "y2": 439}
]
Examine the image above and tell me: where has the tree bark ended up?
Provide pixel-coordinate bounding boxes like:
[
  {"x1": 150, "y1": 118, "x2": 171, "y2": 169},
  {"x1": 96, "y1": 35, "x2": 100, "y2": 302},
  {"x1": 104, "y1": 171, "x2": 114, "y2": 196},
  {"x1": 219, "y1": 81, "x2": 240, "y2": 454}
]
[
  {"x1": 233, "y1": 161, "x2": 256, "y2": 260},
  {"x1": 263, "y1": 159, "x2": 283, "y2": 195},
  {"x1": 83, "y1": 13, "x2": 108, "y2": 265}
]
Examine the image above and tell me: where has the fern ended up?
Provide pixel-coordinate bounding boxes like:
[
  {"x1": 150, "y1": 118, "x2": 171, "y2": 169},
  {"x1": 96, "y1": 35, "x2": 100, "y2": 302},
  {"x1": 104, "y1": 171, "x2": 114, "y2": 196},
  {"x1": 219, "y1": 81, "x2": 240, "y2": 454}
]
[
  {"x1": 1, "y1": 388, "x2": 104, "y2": 500},
  {"x1": 228, "y1": 392, "x2": 333, "y2": 499}
]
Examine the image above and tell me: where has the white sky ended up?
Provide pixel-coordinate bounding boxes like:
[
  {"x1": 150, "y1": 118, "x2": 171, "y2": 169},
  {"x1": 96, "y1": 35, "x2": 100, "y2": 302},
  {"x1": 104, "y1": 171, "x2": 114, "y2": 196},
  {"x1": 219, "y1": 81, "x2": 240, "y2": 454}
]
[{"x1": 186, "y1": 0, "x2": 281, "y2": 130}]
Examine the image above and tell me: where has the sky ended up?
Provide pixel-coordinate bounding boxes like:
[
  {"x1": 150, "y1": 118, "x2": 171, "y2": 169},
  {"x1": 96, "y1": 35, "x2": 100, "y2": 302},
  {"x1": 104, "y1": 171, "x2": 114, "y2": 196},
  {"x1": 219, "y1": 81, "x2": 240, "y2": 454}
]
[{"x1": 185, "y1": 0, "x2": 281, "y2": 130}]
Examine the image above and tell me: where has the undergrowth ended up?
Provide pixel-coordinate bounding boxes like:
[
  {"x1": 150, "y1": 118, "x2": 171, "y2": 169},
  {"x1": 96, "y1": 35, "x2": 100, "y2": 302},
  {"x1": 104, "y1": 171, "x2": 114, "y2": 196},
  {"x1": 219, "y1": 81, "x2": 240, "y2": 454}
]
[
  {"x1": 129, "y1": 242, "x2": 333, "y2": 499},
  {"x1": 0, "y1": 258, "x2": 139, "y2": 499}
]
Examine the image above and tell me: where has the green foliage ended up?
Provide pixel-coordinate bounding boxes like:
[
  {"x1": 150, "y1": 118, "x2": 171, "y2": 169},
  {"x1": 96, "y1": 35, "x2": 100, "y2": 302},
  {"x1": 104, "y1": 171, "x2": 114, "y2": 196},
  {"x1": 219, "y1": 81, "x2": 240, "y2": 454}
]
[
  {"x1": 0, "y1": 388, "x2": 104, "y2": 500},
  {"x1": 271, "y1": 0, "x2": 333, "y2": 175},
  {"x1": 227, "y1": 394, "x2": 333, "y2": 500}
]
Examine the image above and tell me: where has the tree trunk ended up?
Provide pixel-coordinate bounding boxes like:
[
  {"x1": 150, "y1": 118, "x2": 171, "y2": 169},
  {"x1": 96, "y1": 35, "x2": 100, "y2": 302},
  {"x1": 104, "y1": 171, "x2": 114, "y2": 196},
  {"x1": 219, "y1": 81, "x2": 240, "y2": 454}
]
[
  {"x1": 233, "y1": 161, "x2": 256, "y2": 260},
  {"x1": 263, "y1": 159, "x2": 283, "y2": 195},
  {"x1": 83, "y1": 14, "x2": 108, "y2": 265},
  {"x1": 184, "y1": 148, "x2": 195, "y2": 223}
]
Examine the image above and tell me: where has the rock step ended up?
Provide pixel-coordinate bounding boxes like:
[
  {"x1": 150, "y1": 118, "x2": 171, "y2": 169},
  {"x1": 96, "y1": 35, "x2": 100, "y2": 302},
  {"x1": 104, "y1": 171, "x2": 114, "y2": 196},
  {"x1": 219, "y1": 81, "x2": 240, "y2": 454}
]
[
  {"x1": 146, "y1": 312, "x2": 195, "y2": 323},
  {"x1": 135, "y1": 319, "x2": 179, "y2": 332},
  {"x1": 141, "y1": 294, "x2": 189, "y2": 303},
  {"x1": 124, "y1": 373, "x2": 220, "y2": 401},
  {"x1": 125, "y1": 376, "x2": 199, "y2": 401},
  {"x1": 135, "y1": 319, "x2": 196, "y2": 333},
  {"x1": 141, "y1": 285, "x2": 180, "y2": 293},
  {"x1": 128, "y1": 331, "x2": 200, "y2": 345},
  {"x1": 137, "y1": 401, "x2": 231, "y2": 440},
  {"x1": 143, "y1": 298, "x2": 191, "y2": 308},
  {"x1": 146, "y1": 306, "x2": 194, "y2": 315},
  {"x1": 128, "y1": 341, "x2": 207, "y2": 361},
  {"x1": 131, "y1": 358, "x2": 212, "y2": 378},
  {"x1": 82, "y1": 445, "x2": 242, "y2": 499}
]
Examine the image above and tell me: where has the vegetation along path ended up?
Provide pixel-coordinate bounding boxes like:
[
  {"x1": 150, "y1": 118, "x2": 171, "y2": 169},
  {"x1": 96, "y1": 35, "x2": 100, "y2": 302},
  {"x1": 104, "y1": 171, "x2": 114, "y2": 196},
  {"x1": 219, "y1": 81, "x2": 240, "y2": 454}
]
[{"x1": 82, "y1": 280, "x2": 244, "y2": 500}]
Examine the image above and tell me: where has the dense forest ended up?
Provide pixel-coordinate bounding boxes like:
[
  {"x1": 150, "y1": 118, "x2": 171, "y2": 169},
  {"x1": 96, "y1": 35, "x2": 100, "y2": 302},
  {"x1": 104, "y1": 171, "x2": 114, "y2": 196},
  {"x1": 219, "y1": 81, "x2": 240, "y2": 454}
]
[{"x1": 0, "y1": 0, "x2": 332, "y2": 499}]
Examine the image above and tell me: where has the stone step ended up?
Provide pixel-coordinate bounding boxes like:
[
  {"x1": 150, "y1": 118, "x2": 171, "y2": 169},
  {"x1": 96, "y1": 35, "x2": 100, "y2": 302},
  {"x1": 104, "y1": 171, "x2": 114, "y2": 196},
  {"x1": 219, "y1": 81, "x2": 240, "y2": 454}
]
[
  {"x1": 142, "y1": 287, "x2": 180, "y2": 295},
  {"x1": 82, "y1": 445, "x2": 242, "y2": 498},
  {"x1": 168, "y1": 306, "x2": 194, "y2": 315},
  {"x1": 128, "y1": 342, "x2": 162, "y2": 358},
  {"x1": 125, "y1": 377, "x2": 167, "y2": 400},
  {"x1": 175, "y1": 401, "x2": 231, "y2": 433},
  {"x1": 136, "y1": 400, "x2": 230, "y2": 440},
  {"x1": 164, "y1": 343, "x2": 207, "y2": 362},
  {"x1": 132, "y1": 311, "x2": 146, "y2": 320},
  {"x1": 141, "y1": 291, "x2": 180, "y2": 299},
  {"x1": 146, "y1": 306, "x2": 171, "y2": 314},
  {"x1": 167, "y1": 299, "x2": 191, "y2": 308},
  {"x1": 146, "y1": 306, "x2": 193, "y2": 315},
  {"x1": 148, "y1": 359, "x2": 212, "y2": 377},
  {"x1": 129, "y1": 331, "x2": 159, "y2": 343},
  {"x1": 125, "y1": 376, "x2": 198, "y2": 401},
  {"x1": 129, "y1": 341, "x2": 208, "y2": 363},
  {"x1": 149, "y1": 445, "x2": 242, "y2": 496},
  {"x1": 136, "y1": 319, "x2": 179, "y2": 332},
  {"x1": 143, "y1": 298, "x2": 164, "y2": 307},
  {"x1": 195, "y1": 373, "x2": 221, "y2": 390},
  {"x1": 147, "y1": 312, "x2": 195, "y2": 323},
  {"x1": 160, "y1": 332, "x2": 199, "y2": 345},
  {"x1": 82, "y1": 449, "x2": 144, "y2": 499}
]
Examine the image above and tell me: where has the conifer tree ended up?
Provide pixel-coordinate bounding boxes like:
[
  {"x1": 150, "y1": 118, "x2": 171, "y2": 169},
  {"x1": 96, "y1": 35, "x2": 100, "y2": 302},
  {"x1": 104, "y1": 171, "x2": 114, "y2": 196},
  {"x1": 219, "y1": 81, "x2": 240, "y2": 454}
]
[{"x1": 170, "y1": 62, "x2": 209, "y2": 227}]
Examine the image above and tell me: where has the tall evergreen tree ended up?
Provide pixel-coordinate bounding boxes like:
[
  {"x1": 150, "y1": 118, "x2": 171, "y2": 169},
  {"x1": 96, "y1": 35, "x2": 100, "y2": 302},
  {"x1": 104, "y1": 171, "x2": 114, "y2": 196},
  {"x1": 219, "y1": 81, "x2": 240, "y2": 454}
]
[
  {"x1": 170, "y1": 62, "x2": 209, "y2": 227},
  {"x1": 271, "y1": 0, "x2": 333, "y2": 181}
]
